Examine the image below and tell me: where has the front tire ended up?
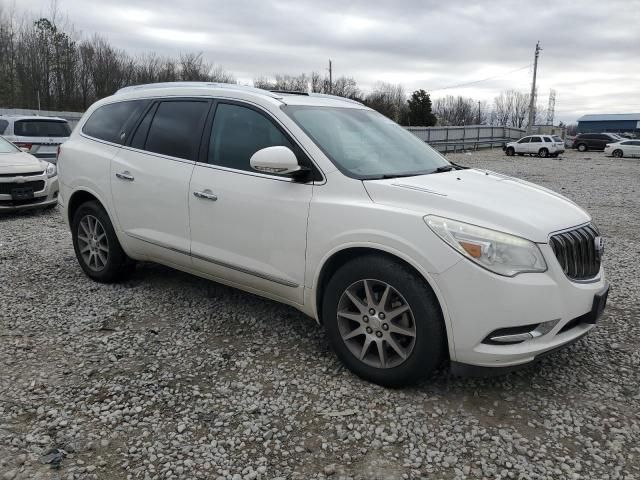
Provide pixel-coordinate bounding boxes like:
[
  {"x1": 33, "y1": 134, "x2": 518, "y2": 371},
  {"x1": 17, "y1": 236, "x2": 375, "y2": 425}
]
[
  {"x1": 577, "y1": 143, "x2": 588, "y2": 152},
  {"x1": 71, "y1": 201, "x2": 134, "y2": 283},
  {"x1": 505, "y1": 147, "x2": 515, "y2": 156},
  {"x1": 613, "y1": 149, "x2": 623, "y2": 158},
  {"x1": 322, "y1": 255, "x2": 446, "y2": 387}
]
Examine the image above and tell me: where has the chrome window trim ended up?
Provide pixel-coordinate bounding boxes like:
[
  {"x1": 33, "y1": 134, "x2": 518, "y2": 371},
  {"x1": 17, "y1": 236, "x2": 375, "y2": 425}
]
[{"x1": 126, "y1": 232, "x2": 299, "y2": 288}]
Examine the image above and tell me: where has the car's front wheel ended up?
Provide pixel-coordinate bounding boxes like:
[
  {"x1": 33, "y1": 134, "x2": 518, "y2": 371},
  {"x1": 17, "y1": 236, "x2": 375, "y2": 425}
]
[
  {"x1": 71, "y1": 200, "x2": 134, "y2": 283},
  {"x1": 322, "y1": 255, "x2": 446, "y2": 387},
  {"x1": 613, "y1": 149, "x2": 623, "y2": 158},
  {"x1": 505, "y1": 147, "x2": 515, "y2": 156}
]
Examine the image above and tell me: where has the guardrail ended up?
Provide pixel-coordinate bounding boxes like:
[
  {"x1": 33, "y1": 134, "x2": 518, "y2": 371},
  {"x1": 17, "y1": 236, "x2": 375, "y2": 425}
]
[{"x1": 406, "y1": 125, "x2": 526, "y2": 153}]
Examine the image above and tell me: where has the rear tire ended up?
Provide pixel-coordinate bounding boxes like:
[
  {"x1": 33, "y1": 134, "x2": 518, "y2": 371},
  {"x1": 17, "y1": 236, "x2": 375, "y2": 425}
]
[
  {"x1": 613, "y1": 149, "x2": 623, "y2": 158},
  {"x1": 577, "y1": 143, "x2": 588, "y2": 152},
  {"x1": 322, "y1": 255, "x2": 446, "y2": 387},
  {"x1": 538, "y1": 148, "x2": 549, "y2": 158},
  {"x1": 71, "y1": 201, "x2": 134, "y2": 283},
  {"x1": 505, "y1": 147, "x2": 515, "y2": 156}
]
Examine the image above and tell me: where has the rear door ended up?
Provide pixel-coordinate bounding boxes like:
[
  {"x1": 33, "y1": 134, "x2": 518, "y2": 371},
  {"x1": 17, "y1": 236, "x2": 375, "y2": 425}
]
[
  {"x1": 188, "y1": 100, "x2": 314, "y2": 303},
  {"x1": 111, "y1": 98, "x2": 210, "y2": 266},
  {"x1": 528, "y1": 136, "x2": 542, "y2": 154}
]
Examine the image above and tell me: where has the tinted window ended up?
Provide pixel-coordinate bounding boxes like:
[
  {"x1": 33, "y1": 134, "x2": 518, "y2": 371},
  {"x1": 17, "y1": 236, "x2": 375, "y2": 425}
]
[
  {"x1": 621, "y1": 141, "x2": 631, "y2": 145},
  {"x1": 543, "y1": 136, "x2": 552, "y2": 142},
  {"x1": 518, "y1": 137, "x2": 530, "y2": 143},
  {"x1": 14, "y1": 119, "x2": 71, "y2": 137},
  {"x1": 83, "y1": 101, "x2": 147, "y2": 144},
  {"x1": 0, "y1": 120, "x2": 8, "y2": 134},
  {"x1": 145, "y1": 100, "x2": 209, "y2": 160},
  {"x1": 130, "y1": 104, "x2": 156, "y2": 150},
  {"x1": 209, "y1": 103, "x2": 294, "y2": 171},
  {"x1": 530, "y1": 136, "x2": 542, "y2": 143},
  {"x1": 552, "y1": 135, "x2": 563, "y2": 142}
]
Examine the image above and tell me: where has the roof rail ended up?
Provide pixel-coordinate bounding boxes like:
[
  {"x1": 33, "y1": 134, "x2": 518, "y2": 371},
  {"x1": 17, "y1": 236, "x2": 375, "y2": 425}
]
[
  {"x1": 269, "y1": 90, "x2": 309, "y2": 96},
  {"x1": 309, "y1": 93, "x2": 364, "y2": 106},
  {"x1": 115, "y1": 82, "x2": 283, "y2": 99}
]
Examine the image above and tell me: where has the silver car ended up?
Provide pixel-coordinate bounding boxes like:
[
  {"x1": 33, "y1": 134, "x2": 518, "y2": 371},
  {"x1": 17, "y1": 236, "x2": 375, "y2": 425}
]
[{"x1": 0, "y1": 136, "x2": 59, "y2": 211}]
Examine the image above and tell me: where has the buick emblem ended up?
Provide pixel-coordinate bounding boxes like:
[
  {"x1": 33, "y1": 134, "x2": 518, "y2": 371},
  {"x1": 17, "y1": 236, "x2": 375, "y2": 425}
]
[{"x1": 594, "y1": 236, "x2": 605, "y2": 260}]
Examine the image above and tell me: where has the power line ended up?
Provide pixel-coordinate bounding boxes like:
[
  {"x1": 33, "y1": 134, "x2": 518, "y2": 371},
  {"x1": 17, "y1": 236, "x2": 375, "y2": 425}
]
[{"x1": 429, "y1": 64, "x2": 531, "y2": 92}]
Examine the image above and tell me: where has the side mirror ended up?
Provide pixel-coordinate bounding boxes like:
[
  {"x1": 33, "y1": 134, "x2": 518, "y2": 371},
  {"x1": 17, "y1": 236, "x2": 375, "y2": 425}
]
[{"x1": 250, "y1": 146, "x2": 302, "y2": 175}]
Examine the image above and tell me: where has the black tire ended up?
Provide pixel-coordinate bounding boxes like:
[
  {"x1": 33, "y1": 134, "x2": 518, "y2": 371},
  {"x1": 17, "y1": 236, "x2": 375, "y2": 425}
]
[
  {"x1": 613, "y1": 149, "x2": 623, "y2": 158},
  {"x1": 538, "y1": 148, "x2": 549, "y2": 158},
  {"x1": 322, "y1": 255, "x2": 446, "y2": 387},
  {"x1": 71, "y1": 200, "x2": 134, "y2": 283},
  {"x1": 505, "y1": 147, "x2": 515, "y2": 156},
  {"x1": 577, "y1": 143, "x2": 588, "y2": 152}
]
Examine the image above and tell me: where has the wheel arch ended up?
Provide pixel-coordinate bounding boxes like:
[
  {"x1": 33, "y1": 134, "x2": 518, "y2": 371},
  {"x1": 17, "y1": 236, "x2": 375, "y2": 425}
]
[{"x1": 67, "y1": 188, "x2": 104, "y2": 226}]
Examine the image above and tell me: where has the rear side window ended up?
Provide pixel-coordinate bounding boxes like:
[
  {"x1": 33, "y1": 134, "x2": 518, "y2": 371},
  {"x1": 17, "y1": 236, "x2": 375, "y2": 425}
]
[
  {"x1": 530, "y1": 136, "x2": 542, "y2": 143},
  {"x1": 552, "y1": 135, "x2": 563, "y2": 142},
  {"x1": 543, "y1": 136, "x2": 552, "y2": 142},
  {"x1": 208, "y1": 103, "x2": 294, "y2": 171},
  {"x1": 0, "y1": 120, "x2": 8, "y2": 134},
  {"x1": 83, "y1": 101, "x2": 148, "y2": 144},
  {"x1": 14, "y1": 119, "x2": 71, "y2": 137},
  {"x1": 143, "y1": 100, "x2": 209, "y2": 160}
]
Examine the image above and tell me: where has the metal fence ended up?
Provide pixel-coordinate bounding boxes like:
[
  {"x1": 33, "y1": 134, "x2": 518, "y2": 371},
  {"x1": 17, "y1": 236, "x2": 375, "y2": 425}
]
[{"x1": 406, "y1": 125, "x2": 527, "y2": 153}]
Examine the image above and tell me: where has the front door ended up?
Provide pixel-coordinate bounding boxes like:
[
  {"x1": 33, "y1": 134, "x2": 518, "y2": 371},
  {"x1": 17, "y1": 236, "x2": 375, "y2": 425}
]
[
  {"x1": 189, "y1": 101, "x2": 314, "y2": 303},
  {"x1": 111, "y1": 98, "x2": 210, "y2": 265},
  {"x1": 528, "y1": 136, "x2": 542, "y2": 154}
]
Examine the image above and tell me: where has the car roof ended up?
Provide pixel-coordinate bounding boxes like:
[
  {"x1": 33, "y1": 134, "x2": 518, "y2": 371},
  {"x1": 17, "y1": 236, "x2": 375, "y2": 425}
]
[
  {"x1": 0, "y1": 115, "x2": 68, "y2": 122},
  {"x1": 112, "y1": 82, "x2": 368, "y2": 109}
]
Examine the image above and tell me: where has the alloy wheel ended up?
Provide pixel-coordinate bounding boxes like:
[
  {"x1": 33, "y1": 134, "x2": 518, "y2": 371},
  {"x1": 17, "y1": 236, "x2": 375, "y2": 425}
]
[
  {"x1": 77, "y1": 214, "x2": 109, "y2": 271},
  {"x1": 337, "y1": 279, "x2": 417, "y2": 369}
]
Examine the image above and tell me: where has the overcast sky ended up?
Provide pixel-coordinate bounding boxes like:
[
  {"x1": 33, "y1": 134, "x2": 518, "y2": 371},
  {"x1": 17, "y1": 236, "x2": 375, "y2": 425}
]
[{"x1": 17, "y1": 0, "x2": 640, "y2": 122}]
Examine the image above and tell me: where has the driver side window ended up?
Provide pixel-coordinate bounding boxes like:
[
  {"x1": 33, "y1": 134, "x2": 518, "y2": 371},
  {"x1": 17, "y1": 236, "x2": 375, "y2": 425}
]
[
  {"x1": 518, "y1": 137, "x2": 531, "y2": 143},
  {"x1": 208, "y1": 103, "x2": 294, "y2": 172}
]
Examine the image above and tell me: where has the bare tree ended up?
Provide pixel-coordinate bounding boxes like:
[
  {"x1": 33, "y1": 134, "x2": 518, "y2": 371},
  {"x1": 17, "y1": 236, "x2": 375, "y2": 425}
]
[
  {"x1": 364, "y1": 82, "x2": 407, "y2": 123},
  {"x1": 432, "y1": 95, "x2": 477, "y2": 126}
]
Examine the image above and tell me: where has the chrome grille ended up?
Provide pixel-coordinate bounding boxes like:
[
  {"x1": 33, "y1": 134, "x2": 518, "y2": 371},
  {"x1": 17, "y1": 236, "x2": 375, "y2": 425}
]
[{"x1": 549, "y1": 224, "x2": 601, "y2": 280}]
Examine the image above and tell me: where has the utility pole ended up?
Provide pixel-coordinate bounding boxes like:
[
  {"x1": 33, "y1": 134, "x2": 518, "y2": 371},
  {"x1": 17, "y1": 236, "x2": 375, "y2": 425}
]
[
  {"x1": 527, "y1": 41, "x2": 541, "y2": 131},
  {"x1": 328, "y1": 59, "x2": 333, "y2": 94},
  {"x1": 477, "y1": 101, "x2": 481, "y2": 125}
]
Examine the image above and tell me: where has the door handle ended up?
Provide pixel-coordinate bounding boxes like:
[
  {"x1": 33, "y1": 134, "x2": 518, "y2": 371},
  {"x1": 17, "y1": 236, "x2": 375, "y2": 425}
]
[
  {"x1": 193, "y1": 190, "x2": 218, "y2": 201},
  {"x1": 115, "y1": 171, "x2": 135, "y2": 181}
]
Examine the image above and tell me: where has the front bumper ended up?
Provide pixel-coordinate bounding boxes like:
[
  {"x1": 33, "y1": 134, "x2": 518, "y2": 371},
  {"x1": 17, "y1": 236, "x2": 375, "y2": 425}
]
[
  {"x1": 433, "y1": 243, "x2": 608, "y2": 369},
  {"x1": 0, "y1": 175, "x2": 59, "y2": 211}
]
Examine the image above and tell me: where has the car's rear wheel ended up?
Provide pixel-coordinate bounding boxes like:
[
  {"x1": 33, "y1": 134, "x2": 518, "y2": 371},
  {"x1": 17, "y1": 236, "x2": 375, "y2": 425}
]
[
  {"x1": 505, "y1": 147, "x2": 515, "y2": 156},
  {"x1": 538, "y1": 148, "x2": 549, "y2": 158},
  {"x1": 322, "y1": 255, "x2": 446, "y2": 387},
  {"x1": 577, "y1": 143, "x2": 588, "y2": 152},
  {"x1": 71, "y1": 200, "x2": 134, "y2": 283},
  {"x1": 613, "y1": 149, "x2": 623, "y2": 158}
]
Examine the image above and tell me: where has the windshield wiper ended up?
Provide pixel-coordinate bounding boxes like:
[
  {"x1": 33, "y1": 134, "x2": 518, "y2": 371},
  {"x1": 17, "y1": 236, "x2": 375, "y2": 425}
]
[{"x1": 433, "y1": 165, "x2": 455, "y2": 173}]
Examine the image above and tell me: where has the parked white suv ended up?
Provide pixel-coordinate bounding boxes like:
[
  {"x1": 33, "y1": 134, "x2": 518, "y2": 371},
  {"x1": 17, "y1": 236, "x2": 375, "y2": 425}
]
[
  {"x1": 1, "y1": 115, "x2": 71, "y2": 163},
  {"x1": 505, "y1": 135, "x2": 565, "y2": 157},
  {"x1": 58, "y1": 82, "x2": 608, "y2": 386}
]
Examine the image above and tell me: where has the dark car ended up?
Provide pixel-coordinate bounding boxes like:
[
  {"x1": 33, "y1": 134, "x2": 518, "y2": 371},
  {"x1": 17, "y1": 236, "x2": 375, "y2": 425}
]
[{"x1": 572, "y1": 133, "x2": 621, "y2": 152}]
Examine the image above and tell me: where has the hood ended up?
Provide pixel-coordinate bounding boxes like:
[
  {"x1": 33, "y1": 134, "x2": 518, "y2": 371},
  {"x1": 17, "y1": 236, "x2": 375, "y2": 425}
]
[
  {"x1": 363, "y1": 169, "x2": 590, "y2": 243},
  {"x1": 0, "y1": 151, "x2": 49, "y2": 174}
]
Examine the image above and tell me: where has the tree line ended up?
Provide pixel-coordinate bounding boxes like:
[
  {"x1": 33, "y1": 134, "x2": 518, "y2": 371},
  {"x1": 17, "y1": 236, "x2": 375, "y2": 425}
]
[{"x1": 0, "y1": 6, "x2": 546, "y2": 128}]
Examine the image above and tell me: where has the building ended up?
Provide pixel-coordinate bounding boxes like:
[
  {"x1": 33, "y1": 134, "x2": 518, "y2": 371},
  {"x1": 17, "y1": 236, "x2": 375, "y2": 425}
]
[{"x1": 577, "y1": 113, "x2": 640, "y2": 135}]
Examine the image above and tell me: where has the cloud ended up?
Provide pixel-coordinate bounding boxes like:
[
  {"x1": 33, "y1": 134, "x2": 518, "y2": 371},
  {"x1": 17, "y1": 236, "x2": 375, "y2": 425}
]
[{"x1": 17, "y1": 0, "x2": 640, "y2": 122}]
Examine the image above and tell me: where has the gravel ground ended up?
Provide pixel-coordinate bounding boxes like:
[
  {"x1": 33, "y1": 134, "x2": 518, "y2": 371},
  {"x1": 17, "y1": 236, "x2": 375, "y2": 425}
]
[{"x1": 1, "y1": 149, "x2": 639, "y2": 480}]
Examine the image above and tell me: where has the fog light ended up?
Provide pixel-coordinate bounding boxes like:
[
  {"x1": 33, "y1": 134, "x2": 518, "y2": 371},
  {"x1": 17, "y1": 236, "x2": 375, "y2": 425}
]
[{"x1": 484, "y1": 319, "x2": 560, "y2": 345}]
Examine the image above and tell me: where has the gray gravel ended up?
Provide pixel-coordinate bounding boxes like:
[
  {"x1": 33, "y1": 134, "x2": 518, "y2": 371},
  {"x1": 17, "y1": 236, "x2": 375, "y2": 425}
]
[{"x1": 1, "y1": 149, "x2": 639, "y2": 480}]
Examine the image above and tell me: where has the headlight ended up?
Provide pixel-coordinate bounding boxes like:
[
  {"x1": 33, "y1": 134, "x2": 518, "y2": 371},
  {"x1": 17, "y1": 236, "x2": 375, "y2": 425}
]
[
  {"x1": 46, "y1": 162, "x2": 57, "y2": 178},
  {"x1": 425, "y1": 215, "x2": 547, "y2": 276}
]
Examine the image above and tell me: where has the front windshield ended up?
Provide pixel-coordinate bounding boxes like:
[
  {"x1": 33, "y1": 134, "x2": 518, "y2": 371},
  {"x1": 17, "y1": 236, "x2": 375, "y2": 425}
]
[
  {"x1": 0, "y1": 136, "x2": 19, "y2": 154},
  {"x1": 283, "y1": 106, "x2": 449, "y2": 179}
]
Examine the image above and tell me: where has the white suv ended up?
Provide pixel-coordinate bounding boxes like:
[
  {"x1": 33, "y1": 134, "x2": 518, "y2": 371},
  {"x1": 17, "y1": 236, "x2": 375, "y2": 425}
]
[
  {"x1": 1, "y1": 115, "x2": 71, "y2": 163},
  {"x1": 505, "y1": 135, "x2": 565, "y2": 157},
  {"x1": 58, "y1": 82, "x2": 608, "y2": 386}
]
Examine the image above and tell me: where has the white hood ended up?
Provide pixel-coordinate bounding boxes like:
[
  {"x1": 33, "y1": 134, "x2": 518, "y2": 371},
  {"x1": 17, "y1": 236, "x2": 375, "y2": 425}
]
[
  {"x1": 0, "y1": 151, "x2": 49, "y2": 174},
  {"x1": 363, "y1": 169, "x2": 590, "y2": 243}
]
